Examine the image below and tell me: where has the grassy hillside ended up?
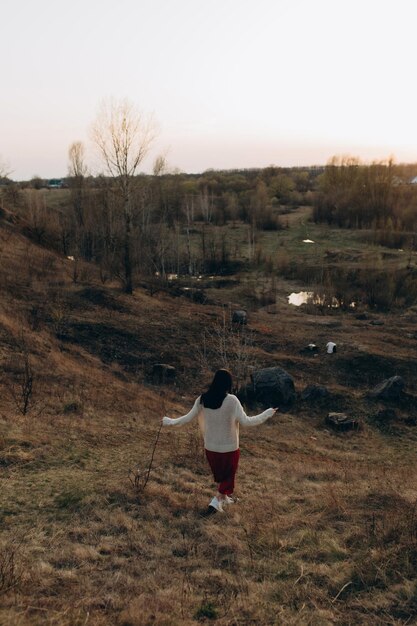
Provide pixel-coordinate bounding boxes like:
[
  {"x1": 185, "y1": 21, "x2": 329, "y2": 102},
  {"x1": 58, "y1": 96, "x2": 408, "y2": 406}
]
[{"x1": 0, "y1": 202, "x2": 416, "y2": 625}]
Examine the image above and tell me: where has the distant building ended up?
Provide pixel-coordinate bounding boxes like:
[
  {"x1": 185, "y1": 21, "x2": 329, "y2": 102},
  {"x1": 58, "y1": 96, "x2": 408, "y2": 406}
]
[{"x1": 47, "y1": 178, "x2": 64, "y2": 189}]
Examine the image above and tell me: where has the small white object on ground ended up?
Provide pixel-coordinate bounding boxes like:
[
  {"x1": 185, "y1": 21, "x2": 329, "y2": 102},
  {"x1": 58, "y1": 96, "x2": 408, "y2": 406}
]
[{"x1": 209, "y1": 496, "x2": 224, "y2": 512}]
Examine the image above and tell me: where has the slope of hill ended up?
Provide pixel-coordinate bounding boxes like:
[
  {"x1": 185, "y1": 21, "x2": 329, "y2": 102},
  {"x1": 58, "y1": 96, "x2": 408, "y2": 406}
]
[{"x1": 1, "y1": 205, "x2": 416, "y2": 625}]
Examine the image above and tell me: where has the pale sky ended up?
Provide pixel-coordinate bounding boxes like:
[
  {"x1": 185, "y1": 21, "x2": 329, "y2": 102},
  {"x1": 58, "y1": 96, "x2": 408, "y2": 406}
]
[{"x1": 2, "y1": 0, "x2": 417, "y2": 180}]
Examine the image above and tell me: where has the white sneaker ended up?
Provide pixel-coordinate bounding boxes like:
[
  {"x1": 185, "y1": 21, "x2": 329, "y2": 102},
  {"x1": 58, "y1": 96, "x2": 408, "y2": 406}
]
[
  {"x1": 223, "y1": 495, "x2": 234, "y2": 505},
  {"x1": 209, "y1": 496, "x2": 224, "y2": 513}
]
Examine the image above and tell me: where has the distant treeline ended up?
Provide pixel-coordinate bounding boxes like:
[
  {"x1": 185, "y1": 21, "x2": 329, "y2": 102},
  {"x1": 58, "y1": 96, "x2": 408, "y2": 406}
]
[
  {"x1": 2, "y1": 159, "x2": 417, "y2": 296},
  {"x1": 1, "y1": 166, "x2": 323, "y2": 284},
  {"x1": 11, "y1": 164, "x2": 323, "y2": 219},
  {"x1": 8, "y1": 158, "x2": 417, "y2": 236},
  {"x1": 313, "y1": 157, "x2": 417, "y2": 238}
]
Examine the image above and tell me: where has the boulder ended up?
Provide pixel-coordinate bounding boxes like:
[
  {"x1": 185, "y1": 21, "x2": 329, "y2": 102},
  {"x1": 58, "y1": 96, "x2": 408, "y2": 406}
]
[
  {"x1": 250, "y1": 366, "x2": 295, "y2": 409},
  {"x1": 300, "y1": 343, "x2": 319, "y2": 355},
  {"x1": 326, "y1": 412, "x2": 360, "y2": 431},
  {"x1": 355, "y1": 312, "x2": 369, "y2": 320},
  {"x1": 232, "y1": 310, "x2": 248, "y2": 325},
  {"x1": 152, "y1": 363, "x2": 176, "y2": 385},
  {"x1": 374, "y1": 408, "x2": 397, "y2": 421},
  {"x1": 181, "y1": 288, "x2": 206, "y2": 304},
  {"x1": 301, "y1": 384, "x2": 329, "y2": 401},
  {"x1": 368, "y1": 376, "x2": 405, "y2": 401}
]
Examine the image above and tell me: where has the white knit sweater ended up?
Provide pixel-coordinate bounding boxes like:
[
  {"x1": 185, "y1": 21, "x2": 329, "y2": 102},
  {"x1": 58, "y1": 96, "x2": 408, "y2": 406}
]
[{"x1": 162, "y1": 394, "x2": 275, "y2": 453}]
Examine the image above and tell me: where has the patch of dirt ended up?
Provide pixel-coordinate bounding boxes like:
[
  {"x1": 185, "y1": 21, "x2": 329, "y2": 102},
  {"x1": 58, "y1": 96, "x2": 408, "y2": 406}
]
[
  {"x1": 64, "y1": 322, "x2": 150, "y2": 373},
  {"x1": 335, "y1": 352, "x2": 417, "y2": 389},
  {"x1": 75, "y1": 287, "x2": 128, "y2": 312}
]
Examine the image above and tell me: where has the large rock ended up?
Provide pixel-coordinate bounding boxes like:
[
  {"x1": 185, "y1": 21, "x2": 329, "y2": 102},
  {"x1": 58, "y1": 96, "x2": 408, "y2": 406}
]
[
  {"x1": 232, "y1": 310, "x2": 248, "y2": 325},
  {"x1": 250, "y1": 367, "x2": 296, "y2": 409},
  {"x1": 181, "y1": 288, "x2": 206, "y2": 304},
  {"x1": 326, "y1": 412, "x2": 360, "y2": 431},
  {"x1": 301, "y1": 384, "x2": 329, "y2": 401},
  {"x1": 355, "y1": 312, "x2": 369, "y2": 320},
  {"x1": 368, "y1": 376, "x2": 405, "y2": 401},
  {"x1": 374, "y1": 408, "x2": 397, "y2": 421},
  {"x1": 300, "y1": 343, "x2": 319, "y2": 355},
  {"x1": 152, "y1": 363, "x2": 176, "y2": 385}
]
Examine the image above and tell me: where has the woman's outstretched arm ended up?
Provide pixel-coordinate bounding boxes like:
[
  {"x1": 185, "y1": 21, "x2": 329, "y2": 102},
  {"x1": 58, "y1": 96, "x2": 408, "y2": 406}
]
[
  {"x1": 233, "y1": 395, "x2": 277, "y2": 426},
  {"x1": 162, "y1": 397, "x2": 202, "y2": 427}
]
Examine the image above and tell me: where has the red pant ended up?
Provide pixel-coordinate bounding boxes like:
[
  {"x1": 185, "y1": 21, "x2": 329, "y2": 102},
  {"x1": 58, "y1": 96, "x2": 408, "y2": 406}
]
[{"x1": 205, "y1": 449, "x2": 240, "y2": 495}]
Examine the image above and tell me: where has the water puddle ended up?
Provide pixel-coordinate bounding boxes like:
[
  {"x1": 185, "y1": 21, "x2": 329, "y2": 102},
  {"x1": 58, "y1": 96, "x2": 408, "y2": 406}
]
[
  {"x1": 288, "y1": 291, "x2": 313, "y2": 306},
  {"x1": 155, "y1": 272, "x2": 205, "y2": 281},
  {"x1": 288, "y1": 291, "x2": 355, "y2": 308}
]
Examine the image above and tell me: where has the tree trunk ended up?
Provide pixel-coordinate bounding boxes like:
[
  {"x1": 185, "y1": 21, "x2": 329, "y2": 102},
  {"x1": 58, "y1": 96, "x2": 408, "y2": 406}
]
[{"x1": 124, "y1": 200, "x2": 133, "y2": 294}]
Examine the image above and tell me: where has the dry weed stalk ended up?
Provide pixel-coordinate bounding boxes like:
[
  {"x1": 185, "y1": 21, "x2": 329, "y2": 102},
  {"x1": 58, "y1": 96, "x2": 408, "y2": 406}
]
[
  {"x1": 242, "y1": 525, "x2": 255, "y2": 571},
  {"x1": 6, "y1": 353, "x2": 33, "y2": 416},
  {"x1": 128, "y1": 420, "x2": 163, "y2": 495},
  {"x1": 3, "y1": 333, "x2": 40, "y2": 416},
  {"x1": 332, "y1": 580, "x2": 352, "y2": 603},
  {"x1": 0, "y1": 539, "x2": 24, "y2": 595},
  {"x1": 48, "y1": 294, "x2": 71, "y2": 339}
]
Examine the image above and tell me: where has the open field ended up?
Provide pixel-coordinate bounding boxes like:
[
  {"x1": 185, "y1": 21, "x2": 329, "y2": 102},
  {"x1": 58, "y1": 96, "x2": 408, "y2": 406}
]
[{"x1": 1, "y1": 201, "x2": 417, "y2": 625}]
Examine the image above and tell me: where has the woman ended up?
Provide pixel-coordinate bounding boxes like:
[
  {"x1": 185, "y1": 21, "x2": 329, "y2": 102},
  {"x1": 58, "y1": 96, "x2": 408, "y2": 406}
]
[{"x1": 162, "y1": 369, "x2": 277, "y2": 512}]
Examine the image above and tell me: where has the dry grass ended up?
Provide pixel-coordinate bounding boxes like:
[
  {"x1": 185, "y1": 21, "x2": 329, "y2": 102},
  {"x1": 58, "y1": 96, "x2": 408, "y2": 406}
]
[
  {"x1": 1, "y1": 206, "x2": 416, "y2": 625},
  {"x1": 2, "y1": 411, "x2": 416, "y2": 625}
]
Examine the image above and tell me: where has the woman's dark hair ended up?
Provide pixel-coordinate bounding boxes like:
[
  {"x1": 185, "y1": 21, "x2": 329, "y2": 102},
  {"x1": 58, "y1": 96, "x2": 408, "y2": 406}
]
[{"x1": 201, "y1": 369, "x2": 233, "y2": 409}]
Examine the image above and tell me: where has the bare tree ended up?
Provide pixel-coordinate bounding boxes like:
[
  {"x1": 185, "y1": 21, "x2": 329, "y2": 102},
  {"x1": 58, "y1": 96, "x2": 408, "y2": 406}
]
[
  {"x1": 3, "y1": 335, "x2": 35, "y2": 416},
  {"x1": 199, "y1": 188, "x2": 213, "y2": 223},
  {"x1": 68, "y1": 141, "x2": 88, "y2": 225},
  {"x1": 0, "y1": 156, "x2": 12, "y2": 180},
  {"x1": 196, "y1": 308, "x2": 256, "y2": 392},
  {"x1": 152, "y1": 153, "x2": 168, "y2": 177},
  {"x1": 67, "y1": 140, "x2": 89, "y2": 266},
  {"x1": 91, "y1": 98, "x2": 156, "y2": 293},
  {"x1": 25, "y1": 190, "x2": 49, "y2": 244},
  {"x1": 68, "y1": 141, "x2": 88, "y2": 179}
]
